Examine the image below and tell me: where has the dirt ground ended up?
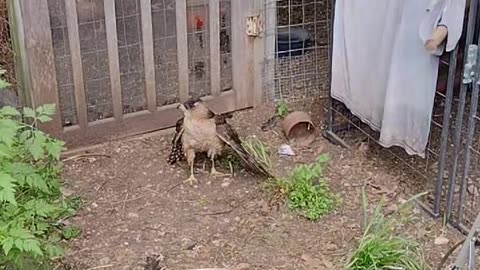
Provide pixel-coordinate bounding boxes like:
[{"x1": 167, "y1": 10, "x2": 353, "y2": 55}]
[{"x1": 59, "y1": 106, "x2": 465, "y2": 270}]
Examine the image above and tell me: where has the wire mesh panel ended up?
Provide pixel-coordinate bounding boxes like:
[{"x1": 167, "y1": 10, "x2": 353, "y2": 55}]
[
  {"x1": 76, "y1": 0, "x2": 114, "y2": 122},
  {"x1": 219, "y1": 0, "x2": 232, "y2": 92},
  {"x1": 263, "y1": 0, "x2": 331, "y2": 103},
  {"x1": 115, "y1": 0, "x2": 147, "y2": 114},
  {"x1": 47, "y1": 0, "x2": 77, "y2": 126},
  {"x1": 187, "y1": 0, "x2": 211, "y2": 99},
  {"x1": 0, "y1": 0, "x2": 18, "y2": 109},
  {"x1": 151, "y1": 0, "x2": 179, "y2": 106}
]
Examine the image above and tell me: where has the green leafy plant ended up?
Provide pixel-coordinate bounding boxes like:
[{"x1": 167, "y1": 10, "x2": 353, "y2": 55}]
[
  {"x1": 345, "y1": 189, "x2": 428, "y2": 270},
  {"x1": 0, "y1": 68, "x2": 77, "y2": 268},
  {"x1": 62, "y1": 226, "x2": 81, "y2": 240},
  {"x1": 275, "y1": 100, "x2": 289, "y2": 118},
  {"x1": 276, "y1": 154, "x2": 338, "y2": 220},
  {"x1": 242, "y1": 136, "x2": 273, "y2": 173}
]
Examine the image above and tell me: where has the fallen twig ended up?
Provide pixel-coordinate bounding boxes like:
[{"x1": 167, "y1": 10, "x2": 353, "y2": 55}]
[
  {"x1": 110, "y1": 195, "x2": 144, "y2": 204},
  {"x1": 62, "y1": 153, "x2": 111, "y2": 162},
  {"x1": 194, "y1": 208, "x2": 234, "y2": 216},
  {"x1": 86, "y1": 264, "x2": 114, "y2": 270},
  {"x1": 165, "y1": 182, "x2": 183, "y2": 193},
  {"x1": 187, "y1": 269, "x2": 231, "y2": 270}
]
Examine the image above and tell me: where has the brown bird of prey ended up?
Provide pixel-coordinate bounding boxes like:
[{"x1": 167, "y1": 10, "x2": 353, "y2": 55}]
[{"x1": 167, "y1": 99, "x2": 271, "y2": 185}]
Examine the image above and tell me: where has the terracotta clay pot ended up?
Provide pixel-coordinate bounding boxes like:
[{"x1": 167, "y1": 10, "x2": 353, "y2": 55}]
[{"x1": 282, "y1": 111, "x2": 316, "y2": 146}]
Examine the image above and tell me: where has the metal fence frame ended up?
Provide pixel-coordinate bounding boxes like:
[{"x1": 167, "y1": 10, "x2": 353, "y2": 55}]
[{"x1": 324, "y1": 0, "x2": 480, "y2": 232}]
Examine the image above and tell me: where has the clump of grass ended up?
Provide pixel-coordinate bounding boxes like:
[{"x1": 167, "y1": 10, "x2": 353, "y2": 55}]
[
  {"x1": 219, "y1": 150, "x2": 241, "y2": 171},
  {"x1": 242, "y1": 136, "x2": 273, "y2": 172},
  {"x1": 276, "y1": 154, "x2": 338, "y2": 220},
  {"x1": 346, "y1": 189, "x2": 428, "y2": 270},
  {"x1": 275, "y1": 100, "x2": 289, "y2": 118},
  {"x1": 62, "y1": 226, "x2": 82, "y2": 240}
]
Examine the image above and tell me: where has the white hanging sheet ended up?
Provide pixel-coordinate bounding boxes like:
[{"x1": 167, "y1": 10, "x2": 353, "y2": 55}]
[{"x1": 331, "y1": 0, "x2": 466, "y2": 157}]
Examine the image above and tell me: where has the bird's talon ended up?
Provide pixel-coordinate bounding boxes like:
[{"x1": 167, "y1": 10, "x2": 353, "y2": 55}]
[
  {"x1": 210, "y1": 169, "x2": 229, "y2": 178},
  {"x1": 184, "y1": 176, "x2": 198, "y2": 186}
]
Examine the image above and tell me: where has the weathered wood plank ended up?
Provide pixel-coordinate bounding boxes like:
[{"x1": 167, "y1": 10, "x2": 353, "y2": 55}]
[
  {"x1": 231, "y1": 0, "x2": 255, "y2": 108},
  {"x1": 140, "y1": 0, "x2": 157, "y2": 112},
  {"x1": 104, "y1": 0, "x2": 123, "y2": 120},
  {"x1": 18, "y1": 0, "x2": 63, "y2": 136},
  {"x1": 7, "y1": 0, "x2": 31, "y2": 108},
  {"x1": 253, "y1": 0, "x2": 264, "y2": 106},
  {"x1": 264, "y1": 0, "x2": 277, "y2": 102},
  {"x1": 176, "y1": 0, "x2": 190, "y2": 101},
  {"x1": 209, "y1": 0, "x2": 220, "y2": 96},
  {"x1": 65, "y1": 0, "x2": 88, "y2": 128}
]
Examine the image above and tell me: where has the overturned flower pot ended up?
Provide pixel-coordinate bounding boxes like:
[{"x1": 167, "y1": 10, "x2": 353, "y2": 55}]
[{"x1": 282, "y1": 111, "x2": 316, "y2": 146}]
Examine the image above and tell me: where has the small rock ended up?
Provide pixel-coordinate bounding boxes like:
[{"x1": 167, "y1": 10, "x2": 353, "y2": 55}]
[
  {"x1": 221, "y1": 181, "x2": 231, "y2": 188},
  {"x1": 384, "y1": 204, "x2": 398, "y2": 216},
  {"x1": 91, "y1": 202, "x2": 98, "y2": 208},
  {"x1": 234, "y1": 216, "x2": 241, "y2": 222},
  {"x1": 416, "y1": 227, "x2": 428, "y2": 238},
  {"x1": 99, "y1": 257, "x2": 110, "y2": 265},
  {"x1": 398, "y1": 198, "x2": 407, "y2": 204},
  {"x1": 358, "y1": 142, "x2": 369, "y2": 153},
  {"x1": 325, "y1": 243, "x2": 338, "y2": 251},
  {"x1": 127, "y1": 212, "x2": 139, "y2": 219},
  {"x1": 301, "y1": 254, "x2": 326, "y2": 269},
  {"x1": 278, "y1": 144, "x2": 295, "y2": 156},
  {"x1": 235, "y1": 263, "x2": 251, "y2": 270},
  {"x1": 434, "y1": 236, "x2": 450, "y2": 246},
  {"x1": 468, "y1": 184, "x2": 478, "y2": 195},
  {"x1": 61, "y1": 187, "x2": 74, "y2": 197}
]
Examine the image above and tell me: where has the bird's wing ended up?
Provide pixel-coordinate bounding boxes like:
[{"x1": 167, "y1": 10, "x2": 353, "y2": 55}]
[
  {"x1": 215, "y1": 117, "x2": 272, "y2": 178},
  {"x1": 167, "y1": 117, "x2": 184, "y2": 164}
]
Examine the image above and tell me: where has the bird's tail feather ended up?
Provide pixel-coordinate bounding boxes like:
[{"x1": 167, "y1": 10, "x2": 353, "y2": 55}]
[
  {"x1": 219, "y1": 135, "x2": 272, "y2": 178},
  {"x1": 167, "y1": 130, "x2": 184, "y2": 165}
]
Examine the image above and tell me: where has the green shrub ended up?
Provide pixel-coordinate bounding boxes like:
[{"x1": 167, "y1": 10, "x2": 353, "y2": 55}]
[
  {"x1": 0, "y1": 68, "x2": 77, "y2": 269},
  {"x1": 276, "y1": 155, "x2": 339, "y2": 220}
]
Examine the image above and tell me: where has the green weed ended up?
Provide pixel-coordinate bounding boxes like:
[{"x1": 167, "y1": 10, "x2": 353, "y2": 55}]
[
  {"x1": 275, "y1": 100, "x2": 289, "y2": 118},
  {"x1": 345, "y1": 189, "x2": 428, "y2": 270},
  {"x1": 276, "y1": 154, "x2": 338, "y2": 220},
  {"x1": 62, "y1": 226, "x2": 81, "y2": 240},
  {"x1": 0, "y1": 68, "x2": 78, "y2": 269}
]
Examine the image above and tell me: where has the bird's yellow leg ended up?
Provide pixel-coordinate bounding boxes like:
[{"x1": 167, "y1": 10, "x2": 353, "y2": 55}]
[
  {"x1": 184, "y1": 150, "x2": 198, "y2": 185},
  {"x1": 210, "y1": 155, "x2": 228, "y2": 178}
]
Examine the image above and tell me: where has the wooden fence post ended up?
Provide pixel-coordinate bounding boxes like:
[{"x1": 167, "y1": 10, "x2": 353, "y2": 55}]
[
  {"x1": 140, "y1": 0, "x2": 157, "y2": 112},
  {"x1": 14, "y1": 0, "x2": 63, "y2": 137},
  {"x1": 176, "y1": 0, "x2": 190, "y2": 102},
  {"x1": 65, "y1": 0, "x2": 88, "y2": 129},
  {"x1": 209, "y1": 0, "x2": 221, "y2": 96},
  {"x1": 231, "y1": 0, "x2": 256, "y2": 109}
]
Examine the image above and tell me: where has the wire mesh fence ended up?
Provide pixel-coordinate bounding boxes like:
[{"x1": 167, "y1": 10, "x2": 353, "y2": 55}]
[
  {"x1": 260, "y1": 0, "x2": 480, "y2": 232},
  {"x1": 0, "y1": 0, "x2": 19, "y2": 108},
  {"x1": 324, "y1": 0, "x2": 480, "y2": 232},
  {"x1": 263, "y1": 0, "x2": 331, "y2": 104}
]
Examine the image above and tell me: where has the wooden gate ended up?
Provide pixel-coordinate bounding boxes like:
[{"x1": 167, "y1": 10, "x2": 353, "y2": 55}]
[{"x1": 8, "y1": 0, "x2": 263, "y2": 148}]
